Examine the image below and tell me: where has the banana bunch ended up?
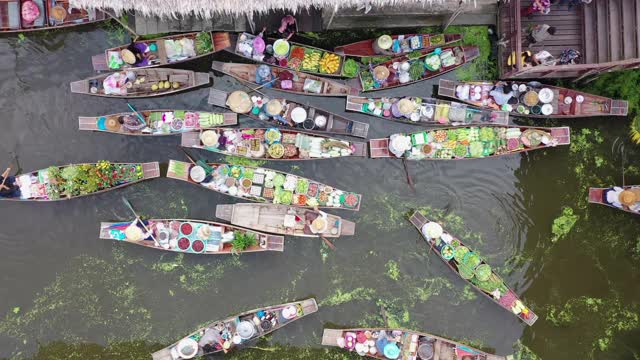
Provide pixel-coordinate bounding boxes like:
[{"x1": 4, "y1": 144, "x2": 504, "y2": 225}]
[
  {"x1": 319, "y1": 53, "x2": 340, "y2": 74},
  {"x1": 302, "y1": 52, "x2": 321, "y2": 71}
]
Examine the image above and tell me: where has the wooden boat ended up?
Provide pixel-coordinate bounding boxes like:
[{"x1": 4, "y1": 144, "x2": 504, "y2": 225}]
[
  {"x1": 0, "y1": 2, "x2": 106, "y2": 33},
  {"x1": 215, "y1": 203, "x2": 356, "y2": 238},
  {"x1": 211, "y1": 61, "x2": 358, "y2": 97},
  {"x1": 91, "y1": 32, "x2": 231, "y2": 71},
  {"x1": 369, "y1": 125, "x2": 570, "y2": 160},
  {"x1": 322, "y1": 328, "x2": 507, "y2": 360},
  {"x1": 99, "y1": 218, "x2": 284, "y2": 254},
  {"x1": 225, "y1": 32, "x2": 351, "y2": 78},
  {"x1": 151, "y1": 298, "x2": 318, "y2": 359},
  {"x1": 0, "y1": 162, "x2": 159, "y2": 202},
  {"x1": 351, "y1": 46, "x2": 479, "y2": 92},
  {"x1": 79, "y1": 109, "x2": 237, "y2": 136},
  {"x1": 346, "y1": 95, "x2": 509, "y2": 127},
  {"x1": 70, "y1": 68, "x2": 210, "y2": 98},
  {"x1": 208, "y1": 88, "x2": 369, "y2": 138},
  {"x1": 588, "y1": 186, "x2": 640, "y2": 215},
  {"x1": 180, "y1": 128, "x2": 368, "y2": 161},
  {"x1": 167, "y1": 160, "x2": 362, "y2": 211},
  {"x1": 409, "y1": 211, "x2": 538, "y2": 325},
  {"x1": 334, "y1": 33, "x2": 462, "y2": 57},
  {"x1": 438, "y1": 79, "x2": 629, "y2": 118}
]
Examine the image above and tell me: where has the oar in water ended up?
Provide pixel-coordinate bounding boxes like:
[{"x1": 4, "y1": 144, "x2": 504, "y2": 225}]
[
  {"x1": 126, "y1": 103, "x2": 147, "y2": 126},
  {"x1": 121, "y1": 197, "x2": 159, "y2": 246},
  {"x1": 402, "y1": 159, "x2": 415, "y2": 191},
  {"x1": 179, "y1": 146, "x2": 197, "y2": 164},
  {"x1": 319, "y1": 235, "x2": 336, "y2": 251}
]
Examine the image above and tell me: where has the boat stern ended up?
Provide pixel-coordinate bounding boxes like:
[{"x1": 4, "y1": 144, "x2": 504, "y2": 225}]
[
  {"x1": 588, "y1": 187, "x2": 605, "y2": 204},
  {"x1": 91, "y1": 53, "x2": 109, "y2": 71},
  {"x1": 321, "y1": 329, "x2": 344, "y2": 346},
  {"x1": 340, "y1": 219, "x2": 356, "y2": 236},
  {"x1": 208, "y1": 88, "x2": 230, "y2": 108},
  {"x1": 438, "y1": 79, "x2": 458, "y2": 99},
  {"x1": 194, "y1": 72, "x2": 211, "y2": 87},
  {"x1": 78, "y1": 116, "x2": 99, "y2": 131},
  {"x1": 215, "y1": 204, "x2": 235, "y2": 222},
  {"x1": 70, "y1": 80, "x2": 89, "y2": 94},
  {"x1": 368, "y1": 138, "x2": 391, "y2": 158}
]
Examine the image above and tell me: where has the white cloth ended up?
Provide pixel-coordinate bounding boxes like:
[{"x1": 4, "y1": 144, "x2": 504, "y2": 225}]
[
  {"x1": 309, "y1": 211, "x2": 328, "y2": 234},
  {"x1": 606, "y1": 187, "x2": 624, "y2": 208}
]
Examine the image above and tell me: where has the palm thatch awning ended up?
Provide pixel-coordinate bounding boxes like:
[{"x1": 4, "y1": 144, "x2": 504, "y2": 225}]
[{"x1": 70, "y1": 0, "x2": 478, "y2": 17}]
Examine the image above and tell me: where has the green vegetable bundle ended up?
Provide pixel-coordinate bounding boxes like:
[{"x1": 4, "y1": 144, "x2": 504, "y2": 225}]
[{"x1": 409, "y1": 61, "x2": 425, "y2": 81}]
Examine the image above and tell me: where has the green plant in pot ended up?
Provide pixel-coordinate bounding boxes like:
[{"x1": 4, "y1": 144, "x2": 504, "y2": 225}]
[{"x1": 232, "y1": 231, "x2": 257, "y2": 252}]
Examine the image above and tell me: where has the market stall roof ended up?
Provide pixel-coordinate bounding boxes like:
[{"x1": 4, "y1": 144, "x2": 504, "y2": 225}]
[{"x1": 70, "y1": 0, "x2": 478, "y2": 17}]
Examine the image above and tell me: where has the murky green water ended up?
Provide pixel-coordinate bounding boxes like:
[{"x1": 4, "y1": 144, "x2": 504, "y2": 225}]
[{"x1": 0, "y1": 23, "x2": 639, "y2": 360}]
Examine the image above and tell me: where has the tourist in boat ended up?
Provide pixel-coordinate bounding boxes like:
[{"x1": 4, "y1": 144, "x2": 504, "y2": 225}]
[
  {"x1": 526, "y1": 24, "x2": 556, "y2": 45},
  {"x1": 0, "y1": 167, "x2": 20, "y2": 198},
  {"x1": 522, "y1": 0, "x2": 551, "y2": 18},
  {"x1": 124, "y1": 218, "x2": 156, "y2": 243}
]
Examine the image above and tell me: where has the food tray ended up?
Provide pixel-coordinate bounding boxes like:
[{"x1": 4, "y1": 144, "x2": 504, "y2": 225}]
[{"x1": 302, "y1": 48, "x2": 322, "y2": 73}]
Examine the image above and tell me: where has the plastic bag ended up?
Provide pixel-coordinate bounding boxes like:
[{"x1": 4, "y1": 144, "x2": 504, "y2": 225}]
[{"x1": 303, "y1": 79, "x2": 322, "y2": 94}]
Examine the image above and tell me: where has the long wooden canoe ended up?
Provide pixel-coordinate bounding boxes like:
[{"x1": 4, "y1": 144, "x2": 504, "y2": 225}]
[
  {"x1": 351, "y1": 46, "x2": 479, "y2": 92},
  {"x1": 208, "y1": 88, "x2": 369, "y2": 138},
  {"x1": 0, "y1": 4, "x2": 106, "y2": 34},
  {"x1": 369, "y1": 125, "x2": 570, "y2": 160},
  {"x1": 167, "y1": 160, "x2": 362, "y2": 211},
  {"x1": 151, "y1": 298, "x2": 318, "y2": 359},
  {"x1": 181, "y1": 128, "x2": 368, "y2": 161},
  {"x1": 409, "y1": 211, "x2": 538, "y2": 326},
  {"x1": 346, "y1": 95, "x2": 509, "y2": 127},
  {"x1": 92, "y1": 32, "x2": 231, "y2": 71},
  {"x1": 211, "y1": 61, "x2": 358, "y2": 97},
  {"x1": 70, "y1": 68, "x2": 210, "y2": 98},
  {"x1": 588, "y1": 186, "x2": 640, "y2": 215},
  {"x1": 438, "y1": 79, "x2": 629, "y2": 118},
  {"x1": 100, "y1": 218, "x2": 284, "y2": 254},
  {"x1": 215, "y1": 203, "x2": 356, "y2": 238},
  {"x1": 334, "y1": 33, "x2": 462, "y2": 57},
  {"x1": 322, "y1": 328, "x2": 507, "y2": 360},
  {"x1": 79, "y1": 109, "x2": 237, "y2": 136},
  {"x1": 225, "y1": 32, "x2": 350, "y2": 78},
  {"x1": 0, "y1": 162, "x2": 159, "y2": 202}
]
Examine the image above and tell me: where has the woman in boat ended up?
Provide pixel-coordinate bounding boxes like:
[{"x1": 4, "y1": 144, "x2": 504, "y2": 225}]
[
  {"x1": 489, "y1": 82, "x2": 514, "y2": 106},
  {"x1": 304, "y1": 208, "x2": 329, "y2": 235},
  {"x1": 117, "y1": 114, "x2": 147, "y2": 132},
  {"x1": 604, "y1": 187, "x2": 640, "y2": 211},
  {"x1": 124, "y1": 218, "x2": 156, "y2": 244},
  {"x1": 0, "y1": 167, "x2": 21, "y2": 198},
  {"x1": 121, "y1": 40, "x2": 155, "y2": 67}
]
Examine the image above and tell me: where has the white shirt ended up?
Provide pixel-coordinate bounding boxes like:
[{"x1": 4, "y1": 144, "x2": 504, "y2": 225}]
[{"x1": 606, "y1": 187, "x2": 624, "y2": 208}]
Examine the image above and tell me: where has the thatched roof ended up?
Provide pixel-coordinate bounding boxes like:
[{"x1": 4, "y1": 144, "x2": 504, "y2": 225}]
[{"x1": 70, "y1": 0, "x2": 477, "y2": 17}]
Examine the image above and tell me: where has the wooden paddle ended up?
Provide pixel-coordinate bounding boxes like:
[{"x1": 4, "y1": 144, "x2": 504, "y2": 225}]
[
  {"x1": 179, "y1": 146, "x2": 197, "y2": 165},
  {"x1": 319, "y1": 235, "x2": 336, "y2": 251},
  {"x1": 121, "y1": 196, "x2": 159, "y2": 246},
  {"x1": 126, "y1": 103, "x2": 147, "y2": 126},
  {"x1": 402, "y1": 159, "x2": 415, "y2": 191}
]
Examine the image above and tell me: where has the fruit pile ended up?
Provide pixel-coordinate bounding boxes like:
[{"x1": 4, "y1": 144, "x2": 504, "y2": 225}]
[
  {"x1": 319, "y1": 53, "x2": 341, "y2": 74},
  {"x1": 302, "y1": 51, "x2": 321, "y2": 72}
]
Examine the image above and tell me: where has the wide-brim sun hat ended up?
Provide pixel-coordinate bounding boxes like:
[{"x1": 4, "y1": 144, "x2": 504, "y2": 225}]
[
  {"x1": 189, "y1": 165, "x2": 206, "y2": 183},
  {"x1": 226, "y1": 91, "x2": 252, "y2": 113},
  {"x1": 397, "y1": 98, "x2": 416, "y2": 115},
  {"x1": 619, "y1": 190, "x2": 637, "y2": 206},
  {"x1": 373, "y1": 66, "x2": 390, "y2": 81},
  {"x1": 50, "y1": 6, "x2": 67, "y2": 21},
  {"x1": 422, "y1": 221, "x2": 443, "y2": 238},
  {"x1": 266, "y1": 99, "x2": 283, "y2": 116},
  {"x1": 200, "y1": 130, "x2": 220, "y2": 147},
  {"x1": 120, "y1": 49, "x2": 136, "y2": 65}
]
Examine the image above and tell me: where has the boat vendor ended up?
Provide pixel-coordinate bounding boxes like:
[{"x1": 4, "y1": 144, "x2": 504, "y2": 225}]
[
  {"x1": 124, "y1": 218, "x2": 156, "y2": 243},
  {"x1": 121, "y1": 40, "x2": 156, "y2": 68},
  {"x1": 0, "y1": 167, "x2": 20, "y2": 198},
  {"x1": 102, "y1": 71, "x2": 135, "y2": 95},
  {"x1": 489, "y1": 82, "x2": 514, "y2": 106},
  {"x1": 604, "y1": 187, "x2": 640, "y2": 211},
  {"x1": 117, "y1": 114, "x2": 147, "y2": 132}
]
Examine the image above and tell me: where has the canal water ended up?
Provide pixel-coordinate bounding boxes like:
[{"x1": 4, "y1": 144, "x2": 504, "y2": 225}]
[{"x1": 0, "y1": 24, "x2": 638, "y2": 359}]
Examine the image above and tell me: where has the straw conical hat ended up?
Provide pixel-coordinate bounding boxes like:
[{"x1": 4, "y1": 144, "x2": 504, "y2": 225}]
[
  {"x1": 50, "y1": 6, "x2": 67, "y2": 21},
  {"x1": 397, "y1": 99, "x2": 416, "y2": 115},
  {"x1": 373, "y1": 66, "x2": 390, "y2": 81},
  {"x1": 619, "y1": 190, "x2": 637, "y2": 206},
  {"x1": 265, "y1": 99, "x2": 283, "y2": 116},
  {"x1": 226, "y1": 91, "x2": 252, "y2": 114},
  {"x1": 312, "y1": 217, "x2": 327, "y2": 232},
  {"x1": 120, "y1": 49, "x2": 136, "y2": 65},
  {"x1": 377, "y1": 35, "x2": 393, "y2": 50},
  {"x1": 125, "y1": 225, "x2": 144, "y2": 241},
  {"x1": 105, "y1": 117, "x2": 120, "y2": 131},
  {"x1": 200, "y1": 130, "x2": 219, "y2": 147}
]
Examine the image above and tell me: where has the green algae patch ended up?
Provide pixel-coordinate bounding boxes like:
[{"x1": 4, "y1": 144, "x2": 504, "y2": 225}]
[
  {"x1": 551, "y1": 207, "x2": 579, "y2": 243},
  {"x1": 0, "y1": 251, "x2": 151, "y2": 348},
  {"x1": 150, "y1": 253, "x2": 244, "y2": 293},
  {"x1": 385, "y1": 260, "x2": 400, "y2": 281},
  {"x1": 320, "y1": 288, "x2": 376, "y2": 307},
  {"x1": 545, "y1": 296, "x2": 640, "y2": 353},
  {"x1": 512, "y1": 340, "x2": 541, "y2": 360}
]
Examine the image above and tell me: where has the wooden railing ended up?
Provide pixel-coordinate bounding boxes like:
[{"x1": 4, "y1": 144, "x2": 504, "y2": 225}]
[{"x1": 498, "y1": 0, "x2": 523, "y2": 79}]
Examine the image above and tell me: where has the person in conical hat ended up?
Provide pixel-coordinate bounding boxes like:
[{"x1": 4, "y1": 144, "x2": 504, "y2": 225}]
[
  {"x1": 124, "y1": 218, "x2": 154, "y2": 242},
  {"x1": 619, "y1": 189, "x2": 638, "y2": 207},
  {"x1": 397, "y1": 98, "x2": 417, "y2": 116},
  {"x1": 226, "y1": 91, "x2": 252, "y2": 113}
]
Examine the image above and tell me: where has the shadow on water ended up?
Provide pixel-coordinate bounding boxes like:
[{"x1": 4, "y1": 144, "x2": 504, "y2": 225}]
[{"x1": 0, "y1": 23, "x2": 638, "y2": 360}]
